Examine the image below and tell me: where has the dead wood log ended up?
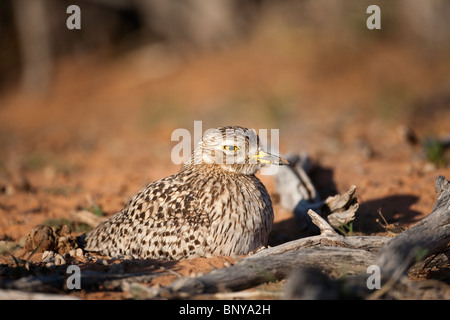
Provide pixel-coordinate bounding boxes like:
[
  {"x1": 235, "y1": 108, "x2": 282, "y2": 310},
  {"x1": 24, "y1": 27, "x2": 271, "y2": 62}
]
[
  {"x1": 165, "y1": 247, "x2": 376, "y2": 297},
  {"x1": 275, "y1": 155, "x2": 359, "y2": 233},
  {"x1": 282, "y1": 268, "x2": 341, "y2": 300},
  {"x1": 0, "y1": 289, "x2": 80, "y2": 300},
  {"x1": 163, "y1": 176, "x2": 450, "y2": 299},
  {"x1": 375, "y1": 175, "x2": 450, "y2": 281},
  {"x1": 271, "y1": 175, "x2": 450, "y2": 300},
  {"x1": 275, "y1": 154, "x2": 320, "y2": 212},
  {"x1": 249, "y1": 210, "x2": 389, "y2": 259},
  {"x1": 162, "y1": 210, "x2": 390, "y2": 297},
  {"x1": 0, "y1": 270, "x2": 160, "y2": 294}
]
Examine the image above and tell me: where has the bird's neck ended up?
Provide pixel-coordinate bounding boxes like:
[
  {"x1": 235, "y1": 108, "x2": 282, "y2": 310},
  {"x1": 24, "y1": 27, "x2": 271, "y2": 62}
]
[{"x1": 180, "y1": 162, "x2": 261, "y2": 176}]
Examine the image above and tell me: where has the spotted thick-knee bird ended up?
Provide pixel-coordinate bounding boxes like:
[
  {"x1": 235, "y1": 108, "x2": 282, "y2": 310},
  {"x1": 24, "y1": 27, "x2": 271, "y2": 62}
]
[{"x1": 81, "y1": 126, "x2": 288, "y2": 259}]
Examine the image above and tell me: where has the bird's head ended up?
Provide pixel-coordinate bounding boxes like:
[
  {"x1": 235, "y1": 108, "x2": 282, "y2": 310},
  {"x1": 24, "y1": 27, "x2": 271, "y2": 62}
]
[{"x1": 184, "y1": 126, "x2": 288, "y2": 175}]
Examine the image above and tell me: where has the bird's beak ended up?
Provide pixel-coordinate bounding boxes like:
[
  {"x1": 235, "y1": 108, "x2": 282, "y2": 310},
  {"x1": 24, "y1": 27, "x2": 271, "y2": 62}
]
[{"x1": 250, "y1": 151, "x2": 289, "y2": 165}]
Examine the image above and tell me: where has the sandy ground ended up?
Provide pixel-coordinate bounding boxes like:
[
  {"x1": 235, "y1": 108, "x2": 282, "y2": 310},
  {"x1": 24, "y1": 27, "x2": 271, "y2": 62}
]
[{"x1": 1, "y1": 21, "x2": 450, "y2": 299}]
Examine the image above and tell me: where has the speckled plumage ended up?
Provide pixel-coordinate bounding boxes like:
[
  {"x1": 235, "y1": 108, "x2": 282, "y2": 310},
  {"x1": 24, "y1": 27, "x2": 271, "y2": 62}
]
[{"x1": 82, "y1": 126, "x2": 287, "y2": 260}]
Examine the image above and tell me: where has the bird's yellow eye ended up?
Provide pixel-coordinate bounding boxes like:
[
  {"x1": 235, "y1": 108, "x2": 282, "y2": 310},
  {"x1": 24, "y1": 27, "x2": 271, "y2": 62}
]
[{"x1": 223, "y1": 145, "x2": 238, "y2": 152}]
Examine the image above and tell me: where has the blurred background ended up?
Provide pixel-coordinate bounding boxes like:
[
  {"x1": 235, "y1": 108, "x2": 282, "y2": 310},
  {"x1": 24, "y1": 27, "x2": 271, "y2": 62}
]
[{"x1": 1, "y1": 0, "x2": 450, "y2": 242}]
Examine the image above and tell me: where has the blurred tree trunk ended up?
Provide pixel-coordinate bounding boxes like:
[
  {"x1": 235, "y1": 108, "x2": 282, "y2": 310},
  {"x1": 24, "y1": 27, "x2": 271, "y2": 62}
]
[
  {"x1": 397, "y1": 0, "x2": 450, "y2": 47},
  {"x1": 13, "y1": 0, "x2": 53, "y2": 94},
  {"x1": 134, "y1": 0, "x2": 244, "y2": 50}
]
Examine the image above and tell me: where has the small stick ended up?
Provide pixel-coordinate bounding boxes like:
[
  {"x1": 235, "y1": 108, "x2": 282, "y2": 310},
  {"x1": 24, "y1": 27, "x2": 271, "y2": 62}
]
[{"x1": 307, "y1": 209, "x2": 339, "y2": 236}]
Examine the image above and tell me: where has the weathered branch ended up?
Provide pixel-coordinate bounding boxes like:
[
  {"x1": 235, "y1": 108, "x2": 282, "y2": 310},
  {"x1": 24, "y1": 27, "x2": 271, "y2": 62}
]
[
  {"x1": 162, "y1": 176, "x2": 450, "y2": 299},
  {"x1": 375, "y1": 175, "x2": 450, "y2": 281},
  {"x1": 163, "y1": 247, "x2": 377, "y2": 297},
  {"x1": 162, "y1": 209, "x2": 389, "y2": 297},
  {"x1": 276, "y1": 156, "x2": 359, "y2": 233},
  {"x1": 0, "y1": 270, "x2": 160, "y2": 294},
  {"x1": 0, "y1": 289, "x2": 80, "y2": 300},
  {"x1": 307, "y1": 209, "x2": 338, "y2": 236}
]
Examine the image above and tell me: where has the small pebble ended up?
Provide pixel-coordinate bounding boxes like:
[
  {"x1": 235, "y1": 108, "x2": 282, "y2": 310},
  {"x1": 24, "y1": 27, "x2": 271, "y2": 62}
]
[
  {"x1": 75, "y1": 248, "x2": 84, "y2": 257},
  {"x1": 189, "y1": 272, "x2": 204, "y2": 278},
  {"x1": 42, "y1": 250, "x2": 55, "y2": 262},
  {"x1": 424, "y1": 162, "x2": 437, "y2": 173},
  {"x1": 54, "y1": 254, "x2": 66, "y2": 265}
]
